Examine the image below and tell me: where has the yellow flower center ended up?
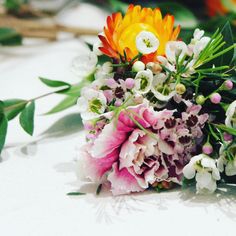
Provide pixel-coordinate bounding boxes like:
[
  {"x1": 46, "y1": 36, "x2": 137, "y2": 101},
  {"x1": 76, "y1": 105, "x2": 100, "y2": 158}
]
[{"x1": 117, "y1": 23, "x2": 159, "y2": 56}]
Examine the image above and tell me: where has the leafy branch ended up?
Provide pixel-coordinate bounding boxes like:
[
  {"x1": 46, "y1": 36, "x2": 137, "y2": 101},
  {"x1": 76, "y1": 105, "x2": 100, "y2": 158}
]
[{"x1": 0, "y1": 76, "x2": 91, "y2": 154}]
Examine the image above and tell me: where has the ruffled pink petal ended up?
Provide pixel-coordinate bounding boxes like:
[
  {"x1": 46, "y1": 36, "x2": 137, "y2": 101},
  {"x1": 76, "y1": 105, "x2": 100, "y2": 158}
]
[
  {"x1": 107, "y1": 163, "x2": 145, "y2": 195},
  {"x1": 119, "y1": 129, "x2": 146, "y2": 169},
  {"x1": 80, "y1": 144, "x2": 119, "y2": 182},
  {"x1": 91, "y1": 122, "x2": 127, "y2": 158}
]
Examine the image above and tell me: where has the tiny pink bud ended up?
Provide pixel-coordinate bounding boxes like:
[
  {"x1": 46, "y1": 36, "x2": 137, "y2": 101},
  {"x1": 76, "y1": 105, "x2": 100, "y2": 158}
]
[
  {"x1": 84, "y1": 122, "x2": 94, "y2": 130},
  {"x1": 210, "y1": 93, "x2": 221, "y2": 104},
  {"x1": 223, "y1": 132, "x2": 233, "y2": 142},
  {"x1": 202, "y1": 143, "x2": 213, "y2": 155},
  {"x1": 224, "y1": 80, "x2": 233, "y2": 90},
  {"x1": 103, "y1": 90, "x2": 113, "y2": 103},
  {"x1": 114, "y1": 100, "x2": 122, "y2": 107},
  {"x1": 125, "y1": 78, "x2": 135, "y2": 89},
  {"x1": 86, "y1": 133, "x2": 96, "y2": 140},
  {"x1": 106, "y1": 78, "x2": 117, "y2": 88}
]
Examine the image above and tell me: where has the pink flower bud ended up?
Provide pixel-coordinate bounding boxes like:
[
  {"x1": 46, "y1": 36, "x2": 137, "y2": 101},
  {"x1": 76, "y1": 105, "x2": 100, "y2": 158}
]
[
  {"x1": 210, "y1": 93, "x2": 221, "y2": 104},
  {"x1": 84, "y1": 122, "x2": 94, "y2": 130},
  {"x1": 223, "y1": 132, "x2": 233, "y2": 142},
  {"x1": 106, "y1": 78, "x2": 117, "y2": 88},
  {"x1": 114, "y1": 100, "x2": 122, "y2": 107},
  {"x1": 202, "y1": 143, "x2": 213, "y2": 155},
  {"x1": 125, "y1": 78, "x2": 135, "y2": 89},
  {"x1": 224, "y1": 80, "x2": 233, "y2": 90},
  {"x1": 103, "y1": 90, "x2": 113, "y2": 103}
]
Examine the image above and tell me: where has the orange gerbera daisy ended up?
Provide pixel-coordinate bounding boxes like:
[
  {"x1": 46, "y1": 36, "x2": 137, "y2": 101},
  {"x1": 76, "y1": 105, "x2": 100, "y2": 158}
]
[{"x1": 99, "y1": 4, "x2": 180, "y2": 62}]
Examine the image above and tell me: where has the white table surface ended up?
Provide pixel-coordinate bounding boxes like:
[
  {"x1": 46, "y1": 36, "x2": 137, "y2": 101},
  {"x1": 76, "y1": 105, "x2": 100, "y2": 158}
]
[{"x1": 0, "y1": 3, "x2": 236, "y2": 236}]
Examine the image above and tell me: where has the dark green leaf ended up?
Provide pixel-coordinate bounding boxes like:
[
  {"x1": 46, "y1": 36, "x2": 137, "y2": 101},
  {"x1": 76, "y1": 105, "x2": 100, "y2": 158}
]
[
  {"x1": 85, "y1": 42, "x2": 93, "y2": 51},
  {"x1": 3, "y1": 99, "x2": 27, "y2": 120},
  {"x1": 0, "y1": 101, "x2": 4, "y2": 114},
  {"x1": 39, "y1": 77, "x2": 71, "y2": 88},
  {"x1": 109, "y1": 0, "x2": 128, "y2": 14},
  {"x1": 19, "y1": 101, "x2": 35, "y2": 135},
  {"x1": 0, "y1": 113, "x2": 8, "y2": 154},
  {"x1": 96, "y1": 184, "x2": 102, "y2": 195},
  {"x1": 0, "y1": 27, "x2": 22, "y2": 46},
  {"x1": 44, "y1": 96, "x2": 78, "y2": 115},
  {"x1": 215, "y1": 22, "x2": 235, "y2": 67},
  {"x1": 67, "y1": 192, "x2": 86, "y2": 196},
  {"x1": 215, "y1": 124, "x2": 236, "y2": 136}
]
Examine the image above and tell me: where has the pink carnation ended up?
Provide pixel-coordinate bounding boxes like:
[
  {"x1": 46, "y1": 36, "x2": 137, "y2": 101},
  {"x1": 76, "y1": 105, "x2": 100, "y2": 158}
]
[{"x1": 78, "y1": 103, "x2": 208, "y2": 195}]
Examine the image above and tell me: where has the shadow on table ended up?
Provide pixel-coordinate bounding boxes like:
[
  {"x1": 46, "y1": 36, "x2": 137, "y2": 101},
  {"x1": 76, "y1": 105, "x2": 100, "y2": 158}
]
[
  {"x1": 1, "y1": 113, "x2": 83, "y2": 160},
  {"x1": 65, "y1": 177, "x2": 236, "y2": 223}
]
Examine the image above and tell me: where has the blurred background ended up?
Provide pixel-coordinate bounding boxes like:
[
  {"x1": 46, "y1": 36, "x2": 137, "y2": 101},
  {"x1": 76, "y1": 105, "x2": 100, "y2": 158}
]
[{"x1": 0, "y1": 0, "x2": 235, "y2": 47}]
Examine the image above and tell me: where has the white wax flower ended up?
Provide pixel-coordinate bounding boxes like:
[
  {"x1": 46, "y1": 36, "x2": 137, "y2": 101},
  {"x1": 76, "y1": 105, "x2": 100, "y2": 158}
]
[
  {"x1": 165, "y1": 41, "x2": 188, "y2": 64},
  {"x1": 151, "y1": 73, "x2": 176, "y2": 101},
  {"x1": 225, "y1": 100, "x2": 236, "y2": 128},
  {"x1": 77, "y1": 88, "x2": 107, "y2": 120},
  {"x1": 183, "y1": 154, "x2": 220, "y2": 194},
  {"x1": 218, "y1": 144, "x2": 236, "y2": 176},
  {"x1": 136, "y1": 31, "x2": 159, "y2": 54},
  {"x1": 71, "y1": 52, "x2": 98, "y2": 79},
  {"x1": 133, "y1": 69, "x2": 153, "y2": 94}
]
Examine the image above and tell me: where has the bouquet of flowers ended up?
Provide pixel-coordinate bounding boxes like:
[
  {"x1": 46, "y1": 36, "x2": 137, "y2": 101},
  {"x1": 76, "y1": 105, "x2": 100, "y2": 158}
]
[
  {"x1": 0, "y1": 4, "x2": 236, "y2": 196},
  {"x1": 76, "y1": 4, "x2": 236, "y2": 195}
]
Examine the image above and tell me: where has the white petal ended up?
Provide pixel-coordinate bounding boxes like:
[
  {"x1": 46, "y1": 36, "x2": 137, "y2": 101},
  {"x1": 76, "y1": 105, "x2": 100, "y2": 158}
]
[
  {"x1": 196, "y1": 171, "x2": 212, "y2": 188},
  {"x1": 77, "y1": 97, "x2": 88, "y2": 113},
  {"x1": 136, "y1": 31, "x2": 159, "y2": 54},
  {"x1": 183, "y1": 163, "x2": 196, "y2": 179},
  {"x1": 165, "y1": 41, "x2": 188, "y2": 63},
  {"x1": 225, "y1": 161, "x2": 236, "y2": 176}
]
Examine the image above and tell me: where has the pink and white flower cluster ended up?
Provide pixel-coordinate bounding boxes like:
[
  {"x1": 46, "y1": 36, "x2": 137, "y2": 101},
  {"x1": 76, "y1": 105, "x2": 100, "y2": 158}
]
[{"x1": 78, "y1": 101, "x2": 208, "y2": 195}]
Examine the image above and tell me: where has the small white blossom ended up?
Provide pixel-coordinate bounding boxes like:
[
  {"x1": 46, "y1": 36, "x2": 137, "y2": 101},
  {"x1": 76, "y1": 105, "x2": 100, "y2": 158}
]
[
  {"x1": 183, "y1": 154, "x2": 220, "y2": 194},
  {"x1": 193, "y1": 36, "x2": 211, "y2": 58},
  {"x1": 188, "y1": 29, "x2": 211, "y2": 58},
  {"x1": 151, "y1": 73, "x2": 176, "y2": 101},
  {"x1": 136, "y1": 31, "x2": 159, "y2": 54},
  {"x1": 133, "y1": 69, "x2": 153, "y2": 94},
  {"x1": 157, "y1": 56, "x2": 176, "y2": 72},
  {"x1": 165, "y1": 41, "x2": 188, "y2": 64},
  {"x1": 71, "y1": 52, "x2": 98, "y2": 79},
  {"x1": 217, "y1": 144, "x2": 236, "y2": 176},
  {"x1": 95, "y1": 62, "x2": 113, "y2": 80},
  {"x1": 225, "y1": 100, "x2": 236, "y2": 128},
  {"x1": 193, "y1": 28, "x2": 205, "y2": 41},
  {"x1": 77, "y1": 88, "x2": 107, "y2": 120}
]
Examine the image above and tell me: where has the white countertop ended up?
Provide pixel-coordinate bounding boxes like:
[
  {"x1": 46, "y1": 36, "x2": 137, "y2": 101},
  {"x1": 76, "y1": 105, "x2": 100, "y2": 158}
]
[{"x1": 0, "y1": 3, "x2": 236, "y2": 236}]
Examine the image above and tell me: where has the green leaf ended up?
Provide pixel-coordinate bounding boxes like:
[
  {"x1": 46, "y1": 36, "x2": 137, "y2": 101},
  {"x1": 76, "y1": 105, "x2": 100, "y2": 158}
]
[
  {"x1": 39, "y1": 77, "x2": 71, "y2": 88},
  {"x1": 109, "y1": 0, "x2": 128, "y2": 14},
  {"x1": 215, "y1": 124, "x2": 236, "y2": 136},
  {"x1": 0, "y1": 27, "x2": 22, "y2": 46},
  {"x1": 4, "y1": 0, "x2": 23, "y2": 11},
  {"x1": 57, "y1": 81, "x2": 89, "y2": 97},
  {"x1": 0, "y1": 113, "x2": 8, "y2": 154},
  {"x1": 19, "y1": 101, "x2": 35, "y2": 135},
  {"x1": 3, "y1": 99, "x2": 27, "y2": 120},
  {"x1": 96, "y1": 184, "x2": 102, "y2": 195},
  {"x1": 0, "y1": 101, "x2": 4, "y2": 114},
  {"x1": 67, "y1": 192, "x2": 86, "y2": 196},
  {"x1": 85, "y1": 42, "x2": 93, "y2": 51},
  {"x1": 44, "y1": 96, "x2": 78, "y2": 115},
  {"x1": 219, "y1": 22, "x2": 235, "y2": 66}
]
